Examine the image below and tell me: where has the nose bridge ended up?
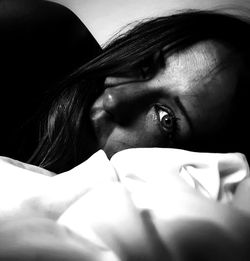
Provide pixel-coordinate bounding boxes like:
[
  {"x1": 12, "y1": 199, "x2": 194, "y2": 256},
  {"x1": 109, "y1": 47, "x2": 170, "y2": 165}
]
[{"x1": 102, "y1": 82, "x2": 150, "y2": 123}]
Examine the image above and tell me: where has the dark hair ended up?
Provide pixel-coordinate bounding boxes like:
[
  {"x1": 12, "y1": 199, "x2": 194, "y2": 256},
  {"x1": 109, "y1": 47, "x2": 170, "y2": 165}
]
[
  {"x1": 29, "y1": 10, "x2": 250, "y2": 173},
  {"x1": 0, "y1": 0, "x2": 101, "y2": 162}
]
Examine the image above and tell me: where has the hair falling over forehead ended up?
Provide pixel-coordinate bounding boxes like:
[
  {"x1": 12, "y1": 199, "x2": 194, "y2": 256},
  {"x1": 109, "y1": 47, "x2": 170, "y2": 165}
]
[{"x1": 29, "y1": 10, "x2": 250, "y2": 173}]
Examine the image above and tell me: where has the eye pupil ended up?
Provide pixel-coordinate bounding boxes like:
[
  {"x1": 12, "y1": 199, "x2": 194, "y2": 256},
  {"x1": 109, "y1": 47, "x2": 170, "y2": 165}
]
[
  {"x1": 156, "y1": 104, "x2": 178, "y2": 137},
  {"x1": 161, "y1": 114, "x2": 173, "y2": 129}
]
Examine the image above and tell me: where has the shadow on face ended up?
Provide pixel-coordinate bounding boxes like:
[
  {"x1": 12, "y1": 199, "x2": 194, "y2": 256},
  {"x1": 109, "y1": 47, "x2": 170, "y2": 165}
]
[{"x1": 89, "y1": 40, "x2": 246, "y2": 158}]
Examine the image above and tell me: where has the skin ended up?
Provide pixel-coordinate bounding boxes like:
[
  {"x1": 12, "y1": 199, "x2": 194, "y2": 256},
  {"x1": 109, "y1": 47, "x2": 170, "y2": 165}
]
[{"x1": 90, "y1": 40, "x2": 242, "y2": 158}]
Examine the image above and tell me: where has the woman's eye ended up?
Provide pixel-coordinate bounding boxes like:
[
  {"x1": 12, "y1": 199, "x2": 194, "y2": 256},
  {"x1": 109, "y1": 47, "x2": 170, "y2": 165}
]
[
  {"x1": 140, "y1": 51, "x2": 166, "y2": 79},
  {"x1": 155, "y1": 104, "x2": 179, "y2": 137},
  {"x1": 140, "y1": 65, "x2": 151, "y2": 79}
]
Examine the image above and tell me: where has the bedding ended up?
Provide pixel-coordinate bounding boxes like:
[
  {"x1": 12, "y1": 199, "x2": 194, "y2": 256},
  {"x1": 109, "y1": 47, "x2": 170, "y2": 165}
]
[{"x1": 0, "y1": 148, "x2": 249, "y2": 260}]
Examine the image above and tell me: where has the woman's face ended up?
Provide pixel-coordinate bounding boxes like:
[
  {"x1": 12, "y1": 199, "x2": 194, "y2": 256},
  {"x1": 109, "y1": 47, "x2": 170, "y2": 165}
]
[{"x1": 89, "y1": 41, "x2": 242, "y2": 158}]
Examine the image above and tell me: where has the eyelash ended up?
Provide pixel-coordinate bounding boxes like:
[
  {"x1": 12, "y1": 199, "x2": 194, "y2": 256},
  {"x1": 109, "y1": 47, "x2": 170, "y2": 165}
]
[{"x1": 154, "y1": 104, "x2": 180, "y2": 140}]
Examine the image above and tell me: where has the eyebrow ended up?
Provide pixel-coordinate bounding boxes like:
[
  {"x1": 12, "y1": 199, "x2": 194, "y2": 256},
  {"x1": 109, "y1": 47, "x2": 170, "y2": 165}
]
[{"x1": 174, "y1": 96, "x2": 194, "y2": 133}]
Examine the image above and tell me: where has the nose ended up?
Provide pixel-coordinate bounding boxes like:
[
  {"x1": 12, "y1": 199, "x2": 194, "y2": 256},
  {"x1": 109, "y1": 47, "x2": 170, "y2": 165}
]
[{"x1": 103, "y1": 77, "x2": 154, "y2": 125}]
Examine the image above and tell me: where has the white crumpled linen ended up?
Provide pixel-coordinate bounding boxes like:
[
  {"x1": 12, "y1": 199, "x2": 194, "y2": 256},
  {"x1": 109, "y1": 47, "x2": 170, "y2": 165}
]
[
  {"x1": 110, "y1": 148, "x2": 250, "y2": 203},
  {"x1": 0, "y1": 148, "x2": 249, "y2": 259},
  {"x1": 57, "y1": 149, "x2": 250, "y2": 251}
]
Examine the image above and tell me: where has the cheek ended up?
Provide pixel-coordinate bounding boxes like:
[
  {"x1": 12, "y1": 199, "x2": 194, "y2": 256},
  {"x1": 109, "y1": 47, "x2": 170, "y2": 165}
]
[{"x1": 103, "y1": 111, "x2": 169, "y2": 158}]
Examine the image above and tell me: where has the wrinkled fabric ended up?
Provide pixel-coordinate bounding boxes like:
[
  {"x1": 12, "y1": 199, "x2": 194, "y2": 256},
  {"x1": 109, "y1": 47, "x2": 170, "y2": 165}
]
[
  {"x1": 0, "y1": 150, "x2": 116, "y2": 220},
  {"x1": 110, "y1": 148, "x2": 249, "y2": 202},
  {"x1": 57, "y1": 149, "x2": 249, "y2": 251},
  {"x1": 0, "y1": 148, "x2": 249, "y2": 260}
]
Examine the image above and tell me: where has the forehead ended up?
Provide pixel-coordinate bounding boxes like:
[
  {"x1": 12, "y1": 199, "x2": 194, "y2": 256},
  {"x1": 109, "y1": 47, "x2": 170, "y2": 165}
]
[
  {"x1": 152, "y1": 40, "x2": 241, "y2": 133},
  {"x1": 157, "y1": 41, "x2": 233, "y2": 92}
]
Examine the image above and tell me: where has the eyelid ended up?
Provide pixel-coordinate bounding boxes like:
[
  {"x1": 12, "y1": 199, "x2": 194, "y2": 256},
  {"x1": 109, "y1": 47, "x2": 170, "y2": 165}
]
[
  {"x1": 174, "y1": 97, "x2": 193, "y2": 135},
  {"x1": 104, "y1": 77, "x2": 133, "y2": 87},
  {"x1": 155, "y1": 104, "x2": 173, "y2": 118}
]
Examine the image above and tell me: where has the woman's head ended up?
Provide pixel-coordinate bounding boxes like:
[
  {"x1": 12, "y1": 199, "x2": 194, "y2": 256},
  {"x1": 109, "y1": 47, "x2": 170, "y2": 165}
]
[
  {"x1": 31, "y1": 10, "x2": 250, "y2": 172},
  {"x1": 90, "y1": 40, "x2": 243, "y2": 158}
]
